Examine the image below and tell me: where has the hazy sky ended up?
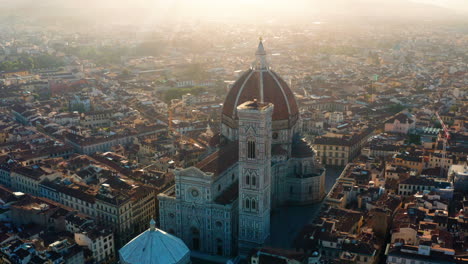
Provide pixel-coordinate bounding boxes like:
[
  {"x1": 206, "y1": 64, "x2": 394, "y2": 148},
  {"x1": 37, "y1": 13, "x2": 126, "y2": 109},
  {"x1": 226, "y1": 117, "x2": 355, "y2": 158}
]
[
  {"x1": 414, "y1": 0, "x2": 468, "y2": 9},
  {"x1": 9, "y1": 0, "x2": 465, "y2": 10},
  {"x1": 2, "y1": 0, "x2": 467, "y2": 24},
  {"x1": 20, "y1": 0, "x2": 466, "y2": 11}
]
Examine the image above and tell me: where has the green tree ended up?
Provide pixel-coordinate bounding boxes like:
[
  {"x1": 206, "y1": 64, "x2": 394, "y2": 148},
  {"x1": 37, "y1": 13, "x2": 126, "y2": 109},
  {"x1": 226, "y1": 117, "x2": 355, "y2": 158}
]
[
  {"x1": 387, "y1": 104, "x2": 405, "y2": 114},
  {"x1": 407, "y1": 134, "x2": 421, "y2": 145},
  {"x1": 163, "y1": 86, "x2": 206, "y2": 103},
  {"x1": 0, "y1": 54, "x2": 64, "y2": 71},
  {"x1": 449, "y1": 105, "x2": 459, "y2": 112},
  {"x1": 182, "y1": 64, "x2": 209, "y2": 82}
]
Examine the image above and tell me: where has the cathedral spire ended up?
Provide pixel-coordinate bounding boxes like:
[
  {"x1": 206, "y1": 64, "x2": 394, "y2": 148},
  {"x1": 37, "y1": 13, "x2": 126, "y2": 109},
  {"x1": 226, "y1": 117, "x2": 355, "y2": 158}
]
[{"x1": 254, "y1": 37, "x2": 269, "y2": 70}]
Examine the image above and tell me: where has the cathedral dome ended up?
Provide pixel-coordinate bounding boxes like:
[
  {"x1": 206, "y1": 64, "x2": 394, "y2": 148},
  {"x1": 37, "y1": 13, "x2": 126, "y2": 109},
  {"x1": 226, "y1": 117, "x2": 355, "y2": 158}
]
[
  {"x1": 119, "y1": 220, "x2": 190, "y2": 264},
  {"x1": 221, "y1": 40, "x2": 299, "y2": 131}
]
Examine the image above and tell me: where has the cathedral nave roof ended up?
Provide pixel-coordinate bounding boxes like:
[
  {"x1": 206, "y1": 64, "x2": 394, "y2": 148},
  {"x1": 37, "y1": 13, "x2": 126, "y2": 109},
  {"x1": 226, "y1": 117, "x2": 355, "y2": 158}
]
[
  {"x1": 195, "y1": 141, "x2": 238, "y2": 177},
  {"x1": 214, "y1": 182, "x2": 239, "y2": 205}
]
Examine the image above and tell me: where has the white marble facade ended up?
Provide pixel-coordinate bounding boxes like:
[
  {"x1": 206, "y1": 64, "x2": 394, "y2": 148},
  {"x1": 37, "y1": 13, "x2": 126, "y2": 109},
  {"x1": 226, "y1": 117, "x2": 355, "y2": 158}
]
[
  {"x1": 158, "y1": 103, "x2": 325, "y2": 256},
  {"x1": 158, "y1": 41, "x2": 325, "y2": 257}
]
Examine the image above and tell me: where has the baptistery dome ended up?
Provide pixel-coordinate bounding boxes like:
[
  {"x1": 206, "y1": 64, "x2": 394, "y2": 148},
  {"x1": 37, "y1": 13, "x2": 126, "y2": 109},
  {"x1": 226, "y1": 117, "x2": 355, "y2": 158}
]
[{"x1": 119, "y1": 220, "x2": 190, "y2": 264}]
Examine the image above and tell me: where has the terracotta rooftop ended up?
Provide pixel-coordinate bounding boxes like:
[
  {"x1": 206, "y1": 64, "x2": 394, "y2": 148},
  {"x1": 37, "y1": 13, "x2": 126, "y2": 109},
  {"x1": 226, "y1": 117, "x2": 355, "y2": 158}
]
[
  {"x1": 195, "y1": 141, "x2": 238, "y2": 177},
  {"x1": 291, "y1": 138, "x2": 315, "y2": 158},
  {"x1": 385, "y1": 112, "x2": 414, "y2": 124},
  {"x1": 222, "y1": 69, "x2": 298, "y2": 126},
  {"x1": 214, "y1": 182, "x2": 239, "y2": 205}
]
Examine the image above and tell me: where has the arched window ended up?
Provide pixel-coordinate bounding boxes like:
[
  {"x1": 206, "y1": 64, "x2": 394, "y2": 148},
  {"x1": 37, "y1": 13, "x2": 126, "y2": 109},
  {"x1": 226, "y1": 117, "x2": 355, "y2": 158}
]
[
  {"x1": 252, "y1": 176, "x2": 256, "y2": 186},
  {"x1": 248, "y1": 140, "x2": 256, "y2": 159},
  {"x1": 246, "y1": 175, "x2": 250, "y2": 185},
  {"x1": 245, "y1": 199, "x2": 250, "y2": 209},
  {"x1": 272, "y1": 132, "x2": 278, "y2": 139},
  {"x1": 251, "y1": 200, "x2": 256, "y2": 210}
]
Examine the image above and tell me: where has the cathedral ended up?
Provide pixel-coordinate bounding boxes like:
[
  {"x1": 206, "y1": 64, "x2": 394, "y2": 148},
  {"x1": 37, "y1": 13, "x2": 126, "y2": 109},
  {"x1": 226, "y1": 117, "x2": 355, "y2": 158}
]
[{"x1": 158, "y1": 39, "x2": 326, "y2": 257}]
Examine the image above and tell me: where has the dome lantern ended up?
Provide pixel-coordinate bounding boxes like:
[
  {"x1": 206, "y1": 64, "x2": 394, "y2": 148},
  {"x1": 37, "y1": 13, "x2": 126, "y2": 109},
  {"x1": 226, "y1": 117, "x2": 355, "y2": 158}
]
[{"x1": 253, "y1": 37, "x2": 269, "y2": 71}]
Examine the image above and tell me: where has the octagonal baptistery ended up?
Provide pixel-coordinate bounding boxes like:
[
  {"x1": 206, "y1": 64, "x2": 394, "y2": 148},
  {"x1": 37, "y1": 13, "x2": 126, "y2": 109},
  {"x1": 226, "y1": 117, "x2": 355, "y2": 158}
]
[
  {"x1": 119, "y1": 219, "x2": 190, "y2": 264},
  {"x1": 221, "y1": 40, "x2": 299, "y2": 145}
]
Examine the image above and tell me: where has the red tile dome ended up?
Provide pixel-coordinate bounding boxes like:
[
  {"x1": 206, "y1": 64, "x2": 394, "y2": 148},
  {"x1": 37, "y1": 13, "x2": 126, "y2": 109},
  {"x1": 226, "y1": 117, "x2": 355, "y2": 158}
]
[{"x1": 221, "y1": 41, "x2": 299, "y2": 130}]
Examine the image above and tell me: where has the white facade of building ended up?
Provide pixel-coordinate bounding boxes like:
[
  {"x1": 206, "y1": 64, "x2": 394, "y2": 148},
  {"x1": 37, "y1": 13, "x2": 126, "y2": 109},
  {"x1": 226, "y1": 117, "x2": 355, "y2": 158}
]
[{"x1": 159, "y1": 41, "x2": 325, "y2": 258}]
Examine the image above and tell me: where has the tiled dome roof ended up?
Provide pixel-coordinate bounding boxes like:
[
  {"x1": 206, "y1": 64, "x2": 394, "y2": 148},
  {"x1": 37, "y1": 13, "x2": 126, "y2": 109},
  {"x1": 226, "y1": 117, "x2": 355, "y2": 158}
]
[{"x1": 221, "y1": 40, "x2": 299, "y2": 129}]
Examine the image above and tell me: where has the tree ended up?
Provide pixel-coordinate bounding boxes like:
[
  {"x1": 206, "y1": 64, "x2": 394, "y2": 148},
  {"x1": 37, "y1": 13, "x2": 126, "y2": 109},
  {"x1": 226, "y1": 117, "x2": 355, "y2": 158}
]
[
  {"x1": 0, "y1": 54, "x2": 64, "y2": 71},
  {"x1": 163, "y1": 86, "x2": 206, "y2": 103},
  {"x1": 449, "y1": 105, "x2": 459, "y2": 112},
  {"x1": 121, "y1": 69, "x2": 132, "y2": 78},
  {"x1": 407, "y1": 134, "x2": 421, "y2": 145},
  {"x1": 387, "y1": 104, "x2": 405, "y2": 114},
  {"x1": 182, "y1": 64, "x2": 209, "y2": 82},
  {"x1": 34, "y1": 54, "x2": 64, "y2": 69},
  {"x1": 133, "y1": 41, "x2": 165, "y2": 56}
]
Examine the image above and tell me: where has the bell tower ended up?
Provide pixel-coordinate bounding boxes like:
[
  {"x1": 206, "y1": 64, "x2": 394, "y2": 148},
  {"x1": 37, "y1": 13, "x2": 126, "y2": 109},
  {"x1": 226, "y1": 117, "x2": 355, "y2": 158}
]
[{"x1": 237, "y1": 99, "x2": 273, "y2": 256}]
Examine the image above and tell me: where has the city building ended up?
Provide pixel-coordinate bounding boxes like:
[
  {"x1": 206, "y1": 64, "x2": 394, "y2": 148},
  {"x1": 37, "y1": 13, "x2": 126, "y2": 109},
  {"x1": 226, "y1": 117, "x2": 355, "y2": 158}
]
[
  {"x1": 449, "y1": 163, "x2": 468, "y2": 192},
  {"x1": 384, "y1": 112, "x2": 415, "y2": 134},
  {"x1": 74, "y1": 227, "x2": 115, "y2": 263},
  {"x1": 158, "y1": 40, "x2": 325, "y2": 258},
  {"x1": 11, "y1": 165, "x2": 60, "y2": 196},
  {"x1": 313, "y1": 127, "x2": 374, "y2": 166}
]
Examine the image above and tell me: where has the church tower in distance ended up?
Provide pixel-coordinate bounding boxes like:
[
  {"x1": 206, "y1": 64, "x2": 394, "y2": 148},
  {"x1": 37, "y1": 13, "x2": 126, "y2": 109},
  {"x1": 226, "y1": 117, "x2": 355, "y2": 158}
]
[{"x1": 237, "y1": 99, "x2": 273, "y2": 256}]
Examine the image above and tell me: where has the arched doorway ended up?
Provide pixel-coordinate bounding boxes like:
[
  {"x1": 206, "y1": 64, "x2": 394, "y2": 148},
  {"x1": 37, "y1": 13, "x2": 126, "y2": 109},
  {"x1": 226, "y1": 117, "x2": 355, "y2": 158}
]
[
  {"x1": 216, "y1": 238, "x2": 223, "y2": 256},
  {"x1": 190, "y1": 227, "x2": 200, "y2": 251}
]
